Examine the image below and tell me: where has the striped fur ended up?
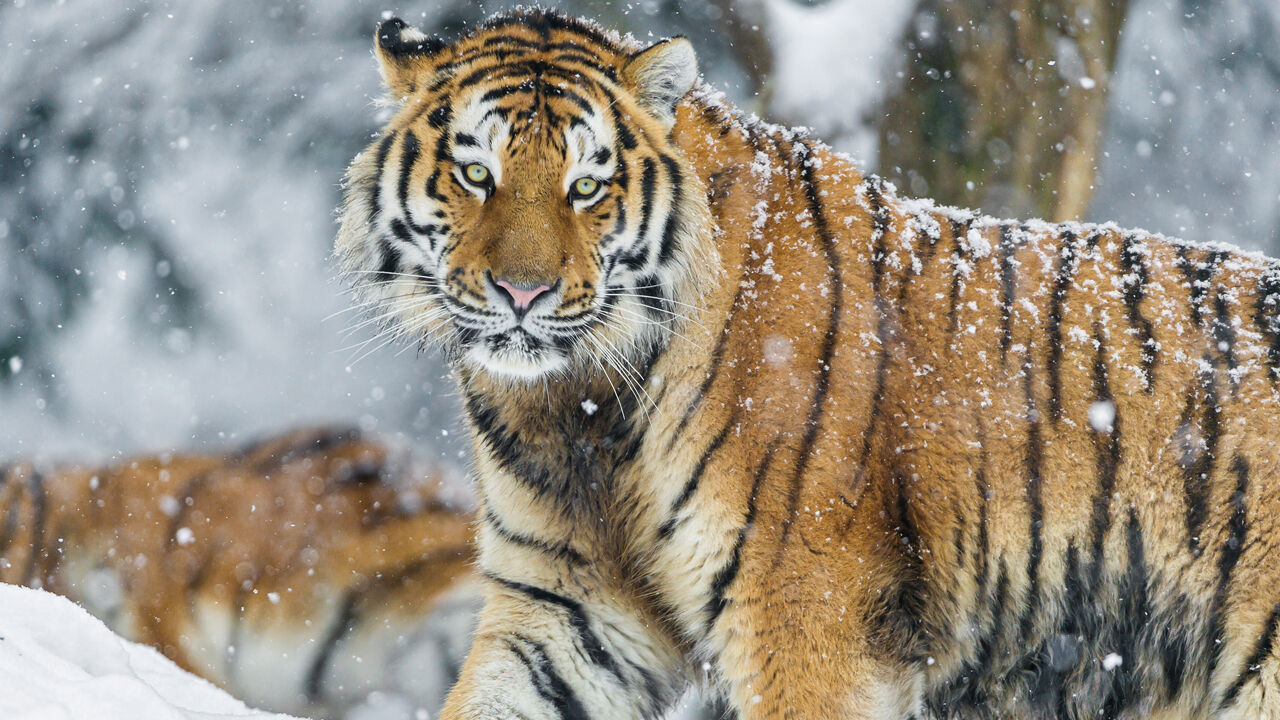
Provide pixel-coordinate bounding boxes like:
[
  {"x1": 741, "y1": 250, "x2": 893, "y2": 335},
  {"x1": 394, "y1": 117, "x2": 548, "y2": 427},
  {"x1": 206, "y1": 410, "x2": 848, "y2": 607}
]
[
  {"x1": 0, "y1": 427, "x2": 478, "y2": 718},
  {"x1": 337, "y1": 9, "x2": 1280, "y2": 719}
]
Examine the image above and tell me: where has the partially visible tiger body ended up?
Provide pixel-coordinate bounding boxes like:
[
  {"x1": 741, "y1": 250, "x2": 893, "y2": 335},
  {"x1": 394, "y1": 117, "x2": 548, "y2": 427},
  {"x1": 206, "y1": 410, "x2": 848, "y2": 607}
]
[
  {"x1": 0, "y1": 427, "x2": 479, "y2": 718},
  {"x1": 339, "y1": 10, "x2": 1280, "y2": 718}
]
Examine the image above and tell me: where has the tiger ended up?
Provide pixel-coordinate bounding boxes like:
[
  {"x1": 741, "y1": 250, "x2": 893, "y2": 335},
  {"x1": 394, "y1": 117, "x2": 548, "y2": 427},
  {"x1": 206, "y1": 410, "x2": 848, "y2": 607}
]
[
  {"x1": 0, "y1": 426, "x2": 479, "y2": 718},
  {"x1": 335, "y1": 8, "x2": 1280, "y2": 719}
]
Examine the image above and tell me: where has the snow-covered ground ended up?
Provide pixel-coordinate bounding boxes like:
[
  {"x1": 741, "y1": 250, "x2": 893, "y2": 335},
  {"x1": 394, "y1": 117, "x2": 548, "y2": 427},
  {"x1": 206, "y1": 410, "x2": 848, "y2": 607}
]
[{"x1": 0, "y1": 584, "x2": 298, "y2": 720}]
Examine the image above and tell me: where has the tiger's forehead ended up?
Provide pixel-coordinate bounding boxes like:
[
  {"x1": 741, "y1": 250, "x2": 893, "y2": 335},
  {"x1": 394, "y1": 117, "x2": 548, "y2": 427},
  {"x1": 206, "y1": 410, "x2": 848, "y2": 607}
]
[
  {"x1": 450, "y1": 15, "x2": 631, "y2": 72},
  {"x1": 431, "y1": 32, "x2": 624, "y2": 157},
  {"x1": 402, "y1": 16, "x2": 632, "y2": 116}
]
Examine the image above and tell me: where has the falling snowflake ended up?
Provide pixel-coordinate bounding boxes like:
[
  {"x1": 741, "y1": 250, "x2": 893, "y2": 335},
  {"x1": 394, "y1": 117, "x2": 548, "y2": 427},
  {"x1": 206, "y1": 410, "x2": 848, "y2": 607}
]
[{"x1": 1088, "y1": 400, "x2": 1116, "y2": 433}]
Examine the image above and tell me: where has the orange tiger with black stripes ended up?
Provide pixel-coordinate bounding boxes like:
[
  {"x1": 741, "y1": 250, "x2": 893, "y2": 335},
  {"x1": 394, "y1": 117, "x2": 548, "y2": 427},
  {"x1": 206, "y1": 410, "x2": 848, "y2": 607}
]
[
  {"x1": 0, "y1": 427, "x2": 477, "y2": 717},
  {"x1": 336, "y1": 9, "x2": 1280, "y2": 719}
]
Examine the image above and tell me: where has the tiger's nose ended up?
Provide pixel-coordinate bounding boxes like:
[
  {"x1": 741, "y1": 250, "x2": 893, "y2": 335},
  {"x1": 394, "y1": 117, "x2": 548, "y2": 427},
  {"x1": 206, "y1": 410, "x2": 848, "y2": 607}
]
[{"x1": 493, "y1": 278, "x2": 553, "y2": 313}]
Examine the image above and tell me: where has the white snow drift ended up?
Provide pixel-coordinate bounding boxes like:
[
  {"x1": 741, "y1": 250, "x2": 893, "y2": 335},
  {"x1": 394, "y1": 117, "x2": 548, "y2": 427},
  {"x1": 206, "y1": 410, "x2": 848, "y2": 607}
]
[{"x1": 0, "y1": 584, "x2": 299, "y2": 720}]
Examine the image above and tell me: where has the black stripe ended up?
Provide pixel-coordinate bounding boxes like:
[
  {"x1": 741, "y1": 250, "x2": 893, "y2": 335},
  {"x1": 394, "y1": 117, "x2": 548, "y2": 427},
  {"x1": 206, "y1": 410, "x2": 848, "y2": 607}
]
[
  {"x1": 778, "y1": 144, "x2": 843, "y2": 547},
  {"x1": 630, "y1": 280, "x2": 670, "y2": 323},
  {"x1": 1178, "y1": 247, "x2": 1226, "y2": 326},
  {"x1": 656, "y1": 154, "x2": 684, "y2": 265},
  {"x1": 998, "y1": 225, "x2": 1019, "y2": 360},
  {"x1": 669, "y1": 283, "x2": 744, "y2": 450},
  {"x1": 657, "y1": 415, "x2": 736, "y2": 540},
  {"x1": 304, "y1": 589, "x2": 360, "y2": 701},
  {"x1": 859, "y1": 176, "x2": 892, "y2": 465},
  {"x1": 480, "y1": 83, "x2": 529, "y2": 104},
  {"x1": 1255, "y1": 269, "x2": 1280, "y2": 382},
  {"x1": 451, "y1": 58, "x2": 583, "y2": 93},
  {"x1": 1016, "y1": 357, "x2": 1045, "y2": 643},
  {"x1": 426, "y1": 121, "x2": 453, "y2": 203},
  {"x1": 1222, "y1": 601, "x2": 1280, "y2": 707},
  {"x1": 973, "y1": 439, "x2": 991, "y2": 609},
  {"x1": 21, "y1": 468, "x2": 45, "y2": 587},
  {"x1": 1119, "y1": 234, "x2": 1158, "y2": 391},
  {"x1": 1180, "y1": 363, "x2": 1220, "y2": 554},
  {"x1": 506, "y1": 636, "x2": 592, "y2": 720},
  {"x1": 610, "y1": 103, "x2": 638, "y2": 151},
  {"x1": 304, "y1": 544, "x2": 472, "y2": 701},
  {"x1": 1212, "y1": 289, "x2": 1238, "y2": 388},
  {"x1": 705, "y1": 444, "x2": 777, "y2": 629},
  {"x1": 970, "y1": 560, "x2": 1011, "y2": 702},
  {"x1": 464, "y1": 393, "x2": 559, "y2": 497},
  {"x1": 1113, "y1": 508, "x2": 1149, "y2": 709},
  {"x1": 1086, "y1": 323, "x2": 1121, "y2": 586},
  {"x1": 426, "y1": 105, "x2": 451, "y2": 129},
  {"x1": 166, "y1": 472, "x2": 212, "y2": 550},
  {"x1": 484, "y1": 509, "x2": 586, "y2": 566},
  {"x1": 1046, "y1": 230, "x2": 1081, "y2": 423},
  {"x1": 1207, "y1": 456, "x2": 1250, "y2": 684},
  {"x1": 488, "y1": 574, "x2": 626, "y2": 686},
  {"x1": 232, "y1": 426, "x2": 361, "y2": 467},
  {"x1": 946, "y1": 218, "x2": 972, "y2": 337},
  {"x1": 618, "y1": 158, "x2": 657, "y2": 271},
  {"x1": 539, "y1": 81, "x2": 597, "y2": 115},
  {"x1": 367, "y1": 130, "x2": 398, "y2": 231},
  {"x1": 397, "y1": 130, "x2": 420, "y2": 212}
]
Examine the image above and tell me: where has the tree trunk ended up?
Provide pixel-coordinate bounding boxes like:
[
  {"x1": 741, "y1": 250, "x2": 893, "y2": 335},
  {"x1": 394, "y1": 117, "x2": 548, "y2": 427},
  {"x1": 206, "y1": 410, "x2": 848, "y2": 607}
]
[{"x1": 876, "y1": 0, "x2": 1129, "y2": 222}]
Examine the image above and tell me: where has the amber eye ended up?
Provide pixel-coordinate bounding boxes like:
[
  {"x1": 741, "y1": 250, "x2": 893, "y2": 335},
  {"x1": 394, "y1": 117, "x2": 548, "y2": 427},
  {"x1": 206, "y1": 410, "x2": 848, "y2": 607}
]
[
  {"x1": 464, "y1": 163, "x2": 490, "y2": 185},
  {"x1": 571, "y1": 177, "x2": 600, "y2": 199}
]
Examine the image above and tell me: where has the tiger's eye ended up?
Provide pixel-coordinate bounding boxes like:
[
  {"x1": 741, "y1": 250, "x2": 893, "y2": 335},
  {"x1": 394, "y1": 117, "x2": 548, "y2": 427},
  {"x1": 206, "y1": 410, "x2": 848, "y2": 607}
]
[
  {"x1": 573, "y1": 177, "x2": 599, "y2": 198},
  {"x1": 465, "y1": 164, "x2": 490, "y2": 184}
]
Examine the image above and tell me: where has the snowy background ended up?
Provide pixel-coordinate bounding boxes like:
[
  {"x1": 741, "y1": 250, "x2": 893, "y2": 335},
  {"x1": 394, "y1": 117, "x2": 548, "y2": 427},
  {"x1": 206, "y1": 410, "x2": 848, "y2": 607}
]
[
  {"x1": 3, "y1": 0, "x2": 1278, "y2": 469},
  {"x1": 3, "y1": 1, "x2": 1280, "y2": 718}
]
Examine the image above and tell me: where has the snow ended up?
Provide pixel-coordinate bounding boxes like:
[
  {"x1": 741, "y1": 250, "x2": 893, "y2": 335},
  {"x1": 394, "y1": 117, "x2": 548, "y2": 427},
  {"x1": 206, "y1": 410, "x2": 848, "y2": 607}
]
[
  {"x1": 1088, "y1": 400, "x2": 1116, "y2": 433},
  {"x1": 0, "y1": 584, "x2": 298, "y2": 720},
  {"x1": 765, "y1": 0, "x2": 915, "y2": 164},
  {"x1": 1102, "y1": 653, "x2": 1124, "y2": 671}
]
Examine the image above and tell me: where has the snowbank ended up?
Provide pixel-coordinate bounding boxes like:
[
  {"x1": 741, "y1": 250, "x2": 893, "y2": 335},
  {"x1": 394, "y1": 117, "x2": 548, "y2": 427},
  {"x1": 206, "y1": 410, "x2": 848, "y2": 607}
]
[{"x1": 0, "y1": 584, "x2": 300, "y2": 720}]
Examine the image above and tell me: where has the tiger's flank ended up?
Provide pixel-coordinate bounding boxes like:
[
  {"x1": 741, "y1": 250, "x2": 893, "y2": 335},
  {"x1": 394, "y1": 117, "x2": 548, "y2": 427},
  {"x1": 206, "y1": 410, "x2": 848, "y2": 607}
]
[{"x1": 337, "y1": 9, "x2": 1280, "y2": 719}]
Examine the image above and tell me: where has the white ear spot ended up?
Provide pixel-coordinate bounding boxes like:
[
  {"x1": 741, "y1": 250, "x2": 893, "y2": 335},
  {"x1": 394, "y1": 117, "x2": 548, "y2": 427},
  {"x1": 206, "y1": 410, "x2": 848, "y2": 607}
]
[{"x1": 623, "y1": 37, "x2": 698, "y2": 128}]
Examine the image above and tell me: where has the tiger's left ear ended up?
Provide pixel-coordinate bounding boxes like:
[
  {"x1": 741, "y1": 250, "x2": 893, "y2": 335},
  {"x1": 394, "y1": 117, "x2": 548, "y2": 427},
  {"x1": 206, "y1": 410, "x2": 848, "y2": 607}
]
[
  {"x1": 374, "y1": 17, "x2": 447, "y2": 100},
  {"x1": 623, "y1": 37, "x2": 697, "y2": 128}
]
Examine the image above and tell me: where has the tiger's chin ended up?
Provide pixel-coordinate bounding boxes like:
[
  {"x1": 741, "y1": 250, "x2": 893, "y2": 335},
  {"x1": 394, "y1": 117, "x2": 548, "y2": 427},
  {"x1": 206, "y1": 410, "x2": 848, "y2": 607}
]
[{"x1": 464, "y1": 331, "x2": 569, "y2": 381}]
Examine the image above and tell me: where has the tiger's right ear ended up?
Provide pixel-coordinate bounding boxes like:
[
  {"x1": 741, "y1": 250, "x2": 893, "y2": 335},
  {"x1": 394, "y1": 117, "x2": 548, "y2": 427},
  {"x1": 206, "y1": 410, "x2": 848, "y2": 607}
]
[{"x1": 374, "y1": 17, "x2": 447, "y2": 100}]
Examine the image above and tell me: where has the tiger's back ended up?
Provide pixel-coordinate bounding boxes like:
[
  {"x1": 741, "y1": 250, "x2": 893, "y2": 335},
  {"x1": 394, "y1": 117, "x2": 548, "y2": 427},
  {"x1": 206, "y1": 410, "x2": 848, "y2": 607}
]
[
  {"x1": 847, "y1": 202, "x2": 1280, "y2": 717},
  {"x1": 655, "y1": 112, "x2": 1280, "y2": 718}
]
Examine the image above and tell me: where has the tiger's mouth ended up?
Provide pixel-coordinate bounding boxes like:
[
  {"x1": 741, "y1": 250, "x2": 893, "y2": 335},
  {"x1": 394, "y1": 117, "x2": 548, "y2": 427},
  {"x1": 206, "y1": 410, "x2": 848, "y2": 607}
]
[{"x1": 465, "y1": 326, "x2": 570, "y2": 379}]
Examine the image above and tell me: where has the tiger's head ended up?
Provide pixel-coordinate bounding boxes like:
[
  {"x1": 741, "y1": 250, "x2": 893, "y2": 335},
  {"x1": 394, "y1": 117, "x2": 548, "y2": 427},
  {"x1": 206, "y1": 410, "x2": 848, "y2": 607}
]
[{"x1": 336, "y1": 10, "x2": 715, "y2": 381}]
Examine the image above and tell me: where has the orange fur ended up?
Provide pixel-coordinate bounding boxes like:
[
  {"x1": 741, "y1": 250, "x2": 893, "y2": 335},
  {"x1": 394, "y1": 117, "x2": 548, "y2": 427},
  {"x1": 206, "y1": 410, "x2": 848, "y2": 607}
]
[
  {"x1": 340, "y1": 10, "x2": 1280, "y2": 719},
  {"x1": 0, "y1": 427, "x2": 477, "y2": 717}
]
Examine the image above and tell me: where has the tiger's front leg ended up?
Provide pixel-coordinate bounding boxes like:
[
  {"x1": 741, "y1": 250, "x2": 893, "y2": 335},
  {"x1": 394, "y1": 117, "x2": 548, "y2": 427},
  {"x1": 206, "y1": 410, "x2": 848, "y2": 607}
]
[{"x1": 440, "y1": 554, "x2": 688, "y2": 719}]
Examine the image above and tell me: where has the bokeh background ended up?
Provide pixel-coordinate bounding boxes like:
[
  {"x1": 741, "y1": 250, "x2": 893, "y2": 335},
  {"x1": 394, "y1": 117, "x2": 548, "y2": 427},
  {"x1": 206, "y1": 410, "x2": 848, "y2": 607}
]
[{"x1": 3, "y1": 0, "x2": 1279, "y2": 485}]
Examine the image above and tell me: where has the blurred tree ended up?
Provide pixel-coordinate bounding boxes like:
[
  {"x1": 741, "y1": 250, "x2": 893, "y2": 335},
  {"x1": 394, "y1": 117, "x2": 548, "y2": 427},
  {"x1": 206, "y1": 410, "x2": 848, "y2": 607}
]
[{"x1": 877, "y1": 0, "x2": 1130, "y2": 221}]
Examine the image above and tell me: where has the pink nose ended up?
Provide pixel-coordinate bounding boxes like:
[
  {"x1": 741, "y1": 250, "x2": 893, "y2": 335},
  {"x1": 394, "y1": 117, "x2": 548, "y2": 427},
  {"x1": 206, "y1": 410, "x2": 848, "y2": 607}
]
[{"x1": 495, "y1": 279, "x2": 552, "y2": 311}]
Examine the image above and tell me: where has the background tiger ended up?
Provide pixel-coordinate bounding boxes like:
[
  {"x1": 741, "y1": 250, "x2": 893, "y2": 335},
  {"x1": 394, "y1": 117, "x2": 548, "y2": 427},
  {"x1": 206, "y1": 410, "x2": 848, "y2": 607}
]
[
  {"x1": 337, "y1": 8, "x2": 1280, "y2": 720},
  {"x1": 0, "y1": 426, "x2": 479, "y2": 719}
]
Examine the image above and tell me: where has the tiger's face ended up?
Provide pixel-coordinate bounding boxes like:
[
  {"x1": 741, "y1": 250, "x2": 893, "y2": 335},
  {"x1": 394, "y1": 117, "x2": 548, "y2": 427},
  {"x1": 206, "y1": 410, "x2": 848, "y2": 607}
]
[{"x1": 337, "y1": 13, "x2": 709, "y2": 381}]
